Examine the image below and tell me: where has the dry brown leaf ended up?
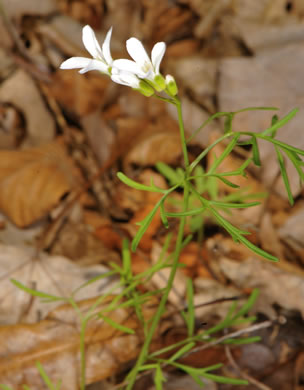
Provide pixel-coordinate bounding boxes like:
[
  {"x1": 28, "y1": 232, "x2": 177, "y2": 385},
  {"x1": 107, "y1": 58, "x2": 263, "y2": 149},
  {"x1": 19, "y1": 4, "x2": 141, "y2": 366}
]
[
  {"x1": 218, "y1": 254, "x2": 304, "y2": 319},
  {"x1": 118, "y1": 116, "x2": 182, "y2": 167},
  {"x1": 1, "y1": 0, "x2": 57, "y2": 22},
  {"x1": 218, "y1": 43, "x2": 304, "y2": 199},
  {"x1": 0, "y1": 244, "x2": 119, "y2": 325},
  {"x1": 0, "y1": 70, "x2": 55, "y2": 145},
  {"x1": 50, "y1": 70, "x2": 111, "y2": 116},
  {"x1": 0, "y1": 295, "x2": 158, "y2": 390},
  {"x1": 0, "y1": 141, "x2": 78, "y2": 227}
]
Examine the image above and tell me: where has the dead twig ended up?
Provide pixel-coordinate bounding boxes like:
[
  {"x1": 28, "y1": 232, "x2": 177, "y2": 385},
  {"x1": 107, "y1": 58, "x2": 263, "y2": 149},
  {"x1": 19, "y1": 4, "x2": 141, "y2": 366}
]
[
  {"x1": 183, "y1": 319, "x2": 273, "y2": 359},
  {"x1": 225, "y1": 343, "x2": 273, "y2": 390}
]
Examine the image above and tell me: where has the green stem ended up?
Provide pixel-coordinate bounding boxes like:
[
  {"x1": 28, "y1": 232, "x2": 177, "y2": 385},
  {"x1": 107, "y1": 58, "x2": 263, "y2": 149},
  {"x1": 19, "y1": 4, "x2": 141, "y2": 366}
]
[
  {"x1": 79, "y1": 319, "x2": 88, "y2": 390},
  {"x1": 125, "y1": 98, "x2": 190, "y2": 389},
  {"x1": 175, "y1": 97, "x2": 190, "y2": 169}
]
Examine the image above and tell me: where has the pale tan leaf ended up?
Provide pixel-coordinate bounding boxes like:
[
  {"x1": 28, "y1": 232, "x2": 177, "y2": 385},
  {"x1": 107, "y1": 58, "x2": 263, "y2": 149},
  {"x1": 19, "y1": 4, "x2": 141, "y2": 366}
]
[
  {"x1": 0, "y1": 296, "x2": 158, "y2": 390},
  {"x1": 0, "y1": 70, "x2": 55, "y2": 145},
  {"x1": 0, "y1": 244, "x2": 119, "y2": 325}
]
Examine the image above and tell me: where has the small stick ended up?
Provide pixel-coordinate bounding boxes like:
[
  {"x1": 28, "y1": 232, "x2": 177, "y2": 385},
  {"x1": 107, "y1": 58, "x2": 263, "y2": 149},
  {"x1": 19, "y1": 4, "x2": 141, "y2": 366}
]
[{"x1": 225, "y1": 344, "x2": 272, "y2": 390}]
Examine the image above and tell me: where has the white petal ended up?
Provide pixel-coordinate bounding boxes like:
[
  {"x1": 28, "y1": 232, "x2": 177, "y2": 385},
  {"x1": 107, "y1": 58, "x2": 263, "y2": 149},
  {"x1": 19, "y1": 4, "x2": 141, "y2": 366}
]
[
  {"x1": 82, "y1": 25, "x2": 103, "y2": 60},
  {"x1": 112, "y1": 59, "x2": 147, "y2": 78},
  {"x1": 60, "y1": 57, "x2": 91, "y2": 70},
  {"x1": 151, "y1": 42, "x2": 166, "y2": 74},
  {"x1": 79, "y1": 59, "x2": 109, "y2": 74},
  {"x1": 102, "y1": 26, "x2": 113, "y2": 65},
  {"x1": 111, "y1": 71, "x2": 140, "y2": 88},
  {"x1": 126, "y1": 38, "x2": 151, "y2": 67}
]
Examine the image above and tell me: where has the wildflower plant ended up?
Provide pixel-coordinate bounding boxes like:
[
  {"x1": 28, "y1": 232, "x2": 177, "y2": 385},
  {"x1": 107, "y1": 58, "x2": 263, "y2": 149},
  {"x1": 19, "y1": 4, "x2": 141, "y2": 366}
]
[{"x1": 7, "y1": 25, "x2": 304, "y2": 390}]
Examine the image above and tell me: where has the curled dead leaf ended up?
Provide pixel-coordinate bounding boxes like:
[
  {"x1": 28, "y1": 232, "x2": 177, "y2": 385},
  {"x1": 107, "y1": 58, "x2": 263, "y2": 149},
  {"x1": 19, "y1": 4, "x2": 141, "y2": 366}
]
[{"x1": 0, "y1": 142, "x2": 78, "y2": 227}]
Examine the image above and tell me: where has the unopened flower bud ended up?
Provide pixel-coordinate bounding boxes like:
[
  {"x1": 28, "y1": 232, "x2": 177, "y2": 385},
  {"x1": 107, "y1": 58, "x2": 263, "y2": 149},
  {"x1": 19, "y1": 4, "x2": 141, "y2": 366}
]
[{"x1": 166, "y1": 74, "x2": 178, "y2": 96}]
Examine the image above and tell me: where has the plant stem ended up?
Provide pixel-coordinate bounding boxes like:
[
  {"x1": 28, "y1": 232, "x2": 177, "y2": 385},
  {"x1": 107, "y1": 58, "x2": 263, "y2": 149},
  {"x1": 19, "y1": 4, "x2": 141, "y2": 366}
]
[{"x1": 125, "y1": 97, "x2": 190, "y2": 389}]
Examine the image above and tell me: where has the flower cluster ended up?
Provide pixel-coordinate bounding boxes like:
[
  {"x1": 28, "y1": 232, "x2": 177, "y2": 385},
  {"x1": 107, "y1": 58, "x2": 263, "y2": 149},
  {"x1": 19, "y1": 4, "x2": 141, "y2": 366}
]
[{"x1": 60, "y1": 25, "x2": 177, "y2": 97}]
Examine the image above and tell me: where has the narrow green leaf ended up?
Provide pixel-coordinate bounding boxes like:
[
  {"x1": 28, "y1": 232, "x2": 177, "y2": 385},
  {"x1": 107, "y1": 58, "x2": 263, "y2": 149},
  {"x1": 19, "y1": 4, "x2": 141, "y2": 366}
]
[
  {"x1": 160, "y1": 202, "x2": 169, "y2": 228},
  {"x1": 233, "y1": 288, "x2": 259, "y2": 320},
  {"x1": 72, "y1": 270, "x2": 117, "y2": 296},
  {"x1": 262, "y1": 108, "x2": 299, "y2": 137},
  {"x1": 231, "y1": 315, "x2": 257, "y2": 327},
  {"x1": 156, "y1": 162, "x2": 181, "y2": 185},
  {"x1": 0, "y1": 385, "x2": 14, "y2": 390},
  {"x1": 35, "y1": 361, "x2": 57, "y2": 390},
  {"x1": 139, "y1": 364, "x2": 158, "y2": 371},
  {"x1": 204, "y1": 302, "x2": 238, "y2": 335},
  {"x1": 236, "y1": 106, "x2": 278, "y2": 113},
  {"x1": 208, "y1": 133, "x2": 240, "y2": 175},
  {"x1": 209, "y1": 200, "x2": 260, "y2": 208},
  {"x1": 169, "y1": 342, "x2": 196, "y2": 362},
  {"x1": 251, "y1": 135, "x2": 261, "y2": 166},
  {"x1": 11, "y1": 279, "x2": 63, "y2": 302},
  {"x1": 166, "y1": 207, "x2": 207, "y2": 217},
  {"x1": 224, "y1": 114, "x2": 233, "y2": 133},
  {"x1": 122, "y1": 239, "x2": 132, "y2": 280},
  {"x1": 193, "y1": 165, "x2": 206, "y2": 193},
  {"x1": 100, "y1": 315, "x2": 135, "y2": 334},
  {"x1": 222, "y1": 336, "x2": 261, "y2": 345},
  {"x1": 275, "y1": 147, "x2": 294, "y2": 205},
  {"x1": 186, "y1": 279, "x2": 195, "y2": 337},
  {"x1": 187, "y1": 111, "x2": 231, "y2": 143},
  {"x1": 132, "y1": 198, "x2": 163, "y2": 251},
  {"x1": 211, "y1": 175, "x2": 240, "y2": 188},
  {"x1": 117, "y1": 172, "x2": 165, "y2": 193},
  {"x1": 187, "y1": 373, "x2": 205, "y2": 387},
  {"x1": 202, "y1": 372, "x2": 248, "y2": 385},
  {"x1": 189, "y1": 133, "x2": 232, "y2": 172},
  {"x1": 257, "y1": 134, "x2": 304, "y2": 156},
  {"x1": 284, "y1": 149, "x2": 304, "y2": 181},
  {"x1": 209, "y1": 208, "x2": 278, "y2": 261}
]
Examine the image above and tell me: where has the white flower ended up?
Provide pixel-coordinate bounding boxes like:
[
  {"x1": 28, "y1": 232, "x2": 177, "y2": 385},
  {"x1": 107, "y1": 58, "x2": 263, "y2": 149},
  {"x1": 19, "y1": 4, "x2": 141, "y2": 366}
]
[
  {"x1": 112, "y1": 38, "x2": 166, "y2": 81},
  {"x1": 60, "y1": 25, "x2": 113, "y2": 75}
]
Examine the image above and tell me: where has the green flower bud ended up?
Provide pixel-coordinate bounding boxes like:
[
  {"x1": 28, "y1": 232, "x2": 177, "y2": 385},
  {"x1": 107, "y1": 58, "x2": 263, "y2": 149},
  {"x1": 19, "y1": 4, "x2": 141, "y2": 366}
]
[{"x1": 166, "y1": 74, "x2": 178, "y2": 96}]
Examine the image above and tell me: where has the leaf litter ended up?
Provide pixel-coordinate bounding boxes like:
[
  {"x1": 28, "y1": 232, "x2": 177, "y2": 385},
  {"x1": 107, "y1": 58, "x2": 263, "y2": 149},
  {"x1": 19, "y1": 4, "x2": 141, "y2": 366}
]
[{"x1": 0, "y1": 0, "x2": 304, "y2": 389}]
